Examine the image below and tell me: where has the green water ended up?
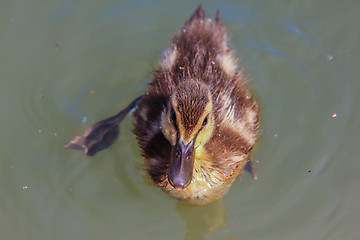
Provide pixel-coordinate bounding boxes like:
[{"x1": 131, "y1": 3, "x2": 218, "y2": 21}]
[{"x1": 1, "y1": 1, "x2": 360, "y2": 239}]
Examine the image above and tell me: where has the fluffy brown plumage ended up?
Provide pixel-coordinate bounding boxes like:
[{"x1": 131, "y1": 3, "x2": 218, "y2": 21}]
[
  {"x1": 133, "y1": 6, "x2": 259, "y2": 204},
  {"x1": 66, "y1": 5, "x2": 259, "y2": 205}
]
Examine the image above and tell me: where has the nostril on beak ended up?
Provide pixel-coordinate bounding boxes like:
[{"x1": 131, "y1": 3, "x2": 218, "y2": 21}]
[{"x1": 176, "y1": 149, "x2": 181, "y2": 159}]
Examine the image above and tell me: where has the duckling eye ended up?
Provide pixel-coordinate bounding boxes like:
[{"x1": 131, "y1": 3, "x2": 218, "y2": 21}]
[
  {"x1": 170, "y1": 108, "x2": 177, "y2": 126},
  {"x1": 202, "y1": 115, "x2": 208, "y2": 127}
]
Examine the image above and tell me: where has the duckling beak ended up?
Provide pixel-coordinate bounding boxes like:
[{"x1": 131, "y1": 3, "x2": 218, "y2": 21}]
[{"x1": 168, "y1": 138, "x2": 195, "y2": 189}]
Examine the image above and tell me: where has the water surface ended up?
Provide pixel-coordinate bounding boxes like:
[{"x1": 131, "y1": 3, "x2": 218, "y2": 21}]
[{"x1": 1, "y1": 1, "x2": 360, "y2": 239}]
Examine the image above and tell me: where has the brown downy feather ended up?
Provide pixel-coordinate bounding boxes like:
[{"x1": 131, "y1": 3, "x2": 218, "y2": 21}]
[{"x1": 133, "y1": 5, "x2": 259, "y2": 204}]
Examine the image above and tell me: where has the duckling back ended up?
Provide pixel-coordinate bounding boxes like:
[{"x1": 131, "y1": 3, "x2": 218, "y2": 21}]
[{"x1": 152, "y1": 5, "x2": 234, "y2": 95}]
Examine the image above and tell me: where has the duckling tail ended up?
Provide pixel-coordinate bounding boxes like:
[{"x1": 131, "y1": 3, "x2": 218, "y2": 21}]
[
  {"x1": 188, "y1": 4, "x2": 206, "y2": 23},
  {"x1": 215, "y1": 9, "x2": 222, "y2": 25}
]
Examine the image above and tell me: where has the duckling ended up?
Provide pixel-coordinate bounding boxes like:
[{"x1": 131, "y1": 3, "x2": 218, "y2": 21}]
[{"x1": 66, "y1": 5, "x2": 259, "y2": 205}]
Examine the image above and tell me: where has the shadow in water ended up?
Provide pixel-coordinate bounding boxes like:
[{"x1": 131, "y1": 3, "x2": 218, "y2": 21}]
[{"x1": 176, "y1": 200, "x2": 227, "y2": 240}]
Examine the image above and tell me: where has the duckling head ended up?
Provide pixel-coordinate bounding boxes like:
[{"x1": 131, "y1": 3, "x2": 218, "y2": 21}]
[{"x1": 161, "y1": 80, "x2": 214, "y2": 189}]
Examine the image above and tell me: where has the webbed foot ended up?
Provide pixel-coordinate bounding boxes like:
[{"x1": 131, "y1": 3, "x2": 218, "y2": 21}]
[
  {"x1": 246, "y1": 155, "x2": 258, "y2": 180},
  {"x1": 65, "y1": 96, "x2": 143, "y2": 158},
  {"x1": 237, "y1": 155, "x2": 258, "y2": 181}
]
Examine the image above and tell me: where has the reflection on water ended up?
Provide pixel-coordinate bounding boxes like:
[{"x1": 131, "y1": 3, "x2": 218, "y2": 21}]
[
  {"x1": 177, "y1": 200, "x2": 227, "y2": 240},
  {"x1": 1, "y1": 0, "x2": 360, "y2": 239}
]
